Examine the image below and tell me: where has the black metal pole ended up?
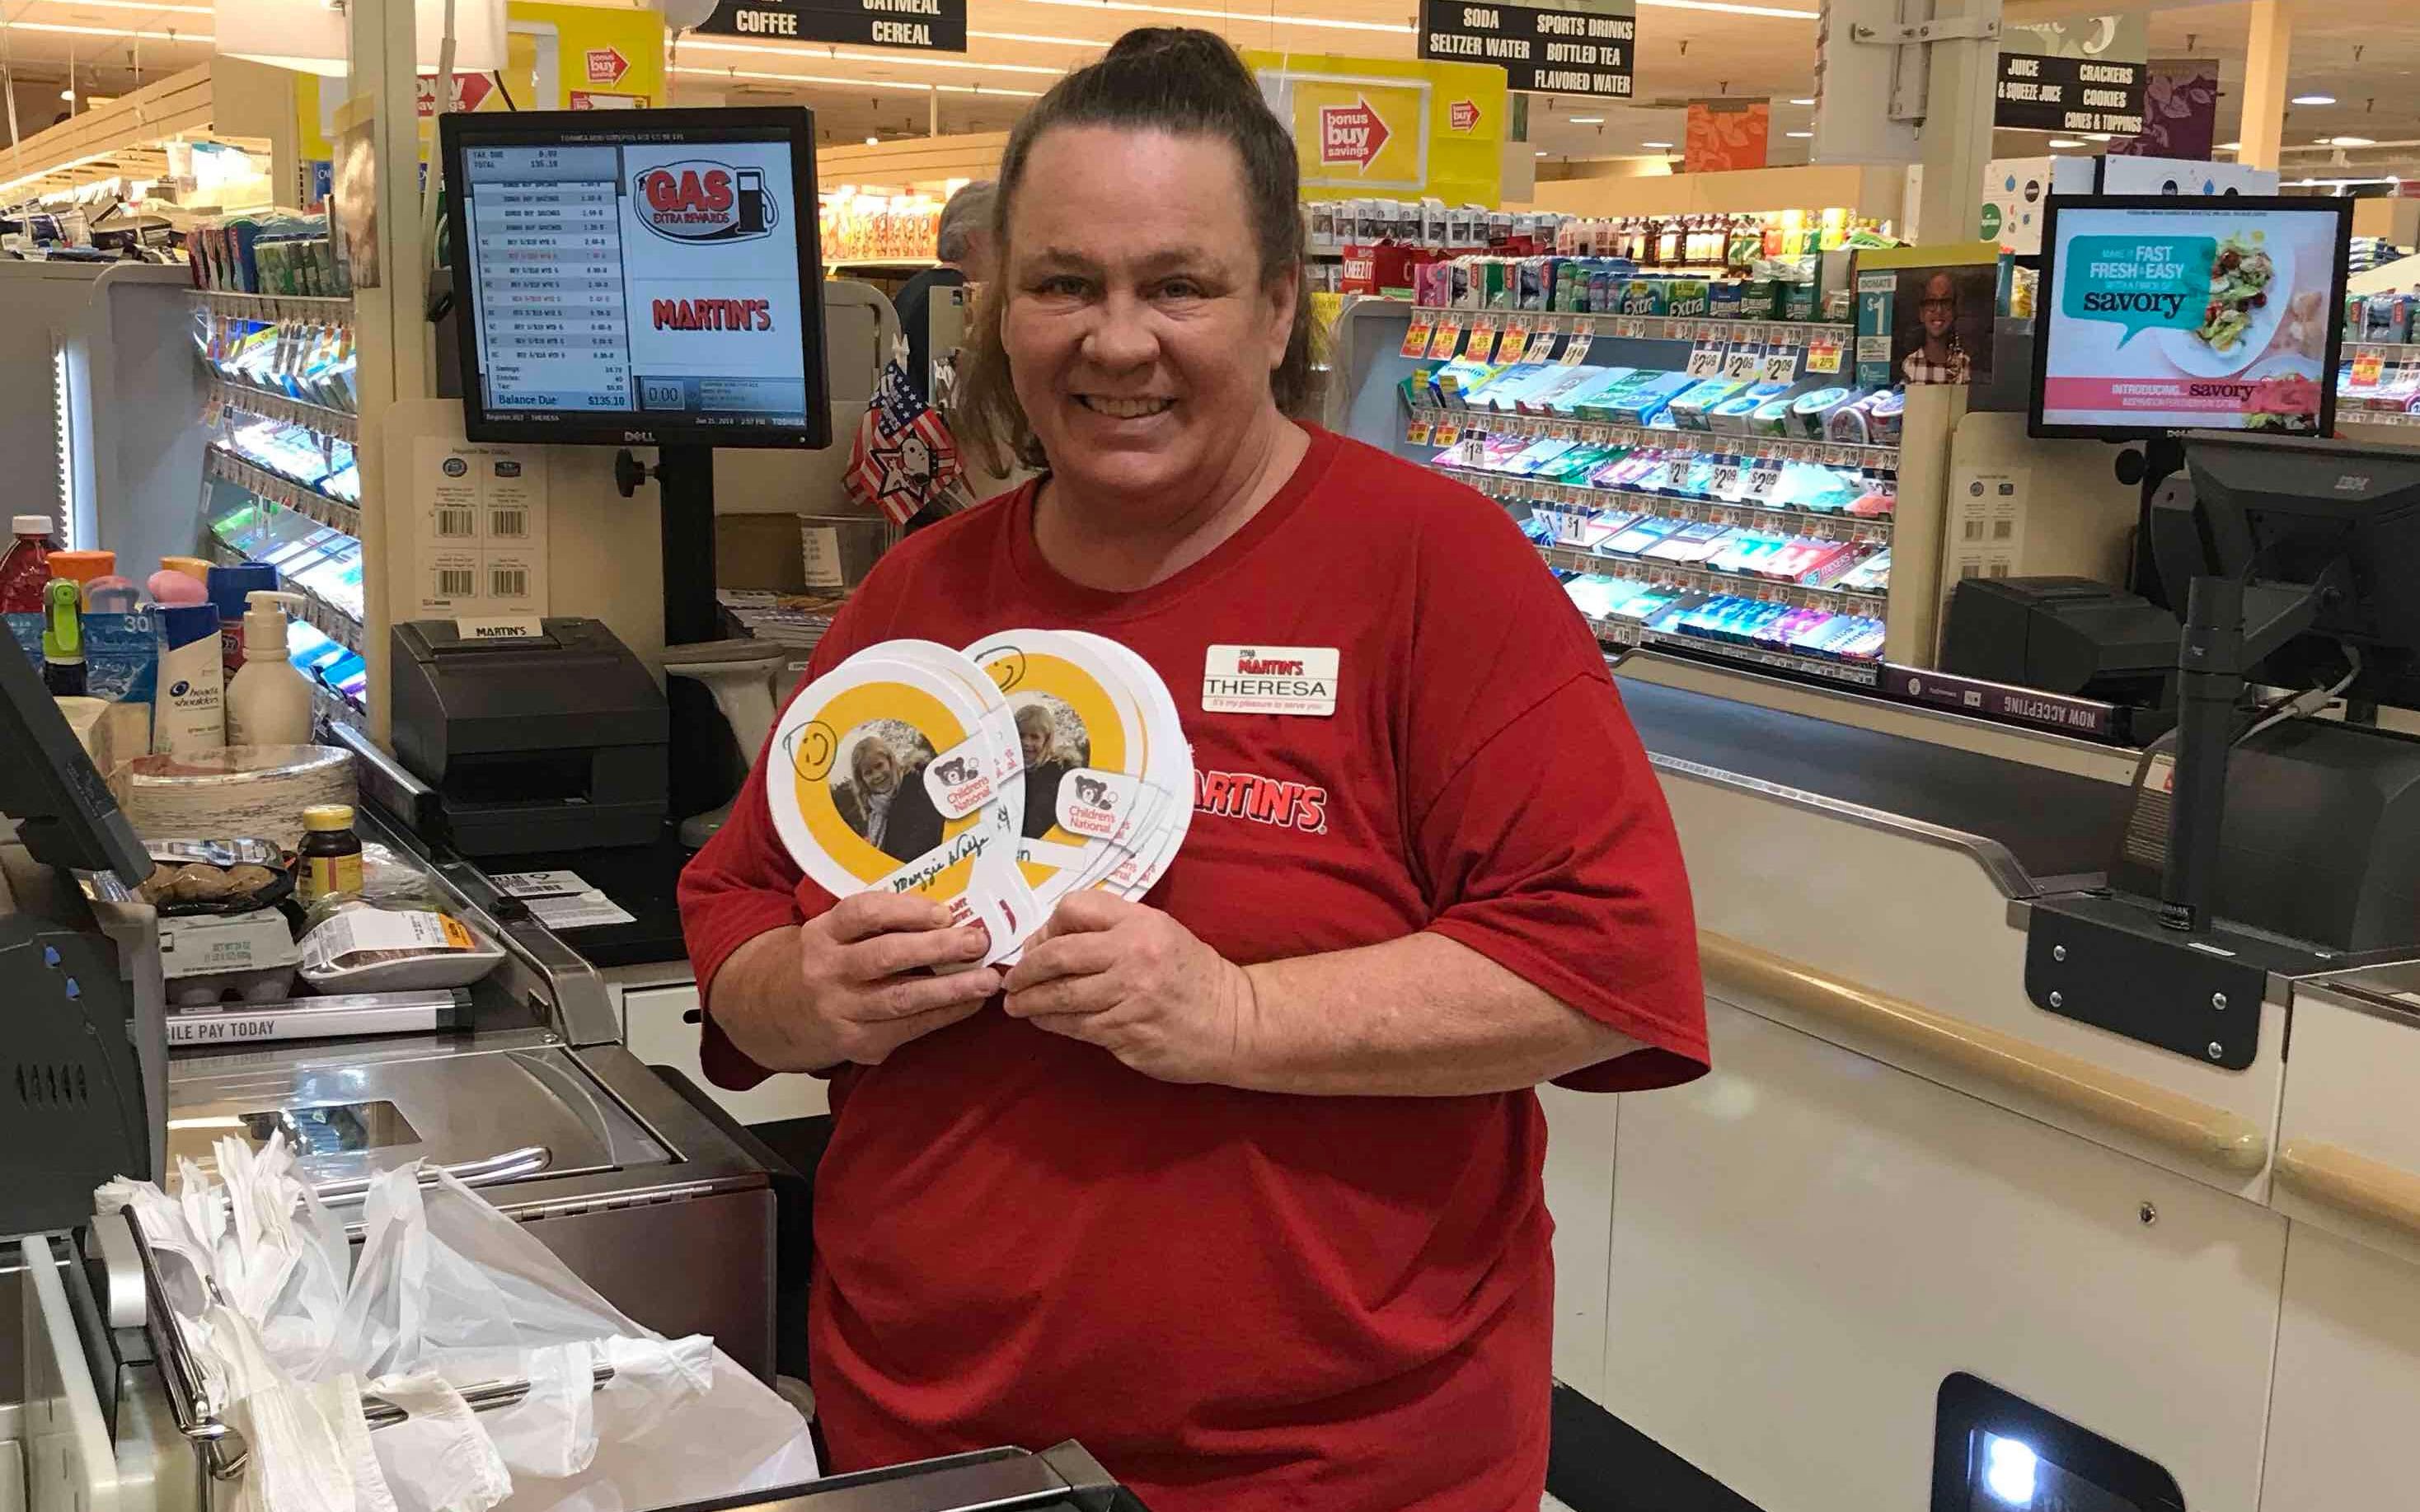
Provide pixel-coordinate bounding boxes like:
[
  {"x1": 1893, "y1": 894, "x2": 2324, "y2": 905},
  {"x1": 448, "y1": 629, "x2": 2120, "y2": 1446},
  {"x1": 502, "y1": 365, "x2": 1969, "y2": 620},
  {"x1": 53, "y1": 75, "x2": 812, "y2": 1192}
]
[
  {"x1": 2161, "y1": 573, "x2": 2244, "y2": 932},
  {"x1": 655, "y1": 443, "x2": 719, "y2": 647}
]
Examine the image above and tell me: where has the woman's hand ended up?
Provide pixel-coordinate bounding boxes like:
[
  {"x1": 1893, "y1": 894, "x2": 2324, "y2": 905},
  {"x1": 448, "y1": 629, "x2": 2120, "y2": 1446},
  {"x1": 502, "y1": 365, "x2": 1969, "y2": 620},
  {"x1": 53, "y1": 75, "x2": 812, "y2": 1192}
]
[
  {"x1": 1001, "y1": 892, "x2": 1256, "y2": 1084},
  {"x1": 711, "y1": 893, "x2": 1001, "y2": 1072}
]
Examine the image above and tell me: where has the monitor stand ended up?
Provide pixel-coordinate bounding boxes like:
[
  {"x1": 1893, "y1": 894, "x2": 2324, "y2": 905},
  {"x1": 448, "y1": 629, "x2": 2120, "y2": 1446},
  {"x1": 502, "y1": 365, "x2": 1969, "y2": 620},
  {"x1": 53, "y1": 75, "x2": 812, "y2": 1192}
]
[{"x1": 616, "y1": 445, "x2": 734, "y2": 826}]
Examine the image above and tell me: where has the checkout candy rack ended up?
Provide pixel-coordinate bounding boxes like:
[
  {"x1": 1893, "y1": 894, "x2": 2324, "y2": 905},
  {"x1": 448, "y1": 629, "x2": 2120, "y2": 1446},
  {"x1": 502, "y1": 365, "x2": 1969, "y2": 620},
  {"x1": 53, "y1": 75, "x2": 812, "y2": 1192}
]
[
  {"x1": 1334, "y1": 276, "x2": 1902, "y2": 690},
  {"x1": 188, "y1": 245, "x2": 369, "y2": 724}
]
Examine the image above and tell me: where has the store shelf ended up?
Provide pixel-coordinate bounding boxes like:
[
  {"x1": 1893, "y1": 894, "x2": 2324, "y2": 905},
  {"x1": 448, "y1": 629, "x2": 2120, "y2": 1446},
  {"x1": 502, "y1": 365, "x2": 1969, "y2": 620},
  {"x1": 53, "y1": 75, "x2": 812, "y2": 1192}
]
[
  {"x1": 206, "y1": 447, "x2": 362, "y2": 539},
  {"x1": 1410, "y1": 305, "x2": 1851, "y2": 348},
  {"x1": 205, "y1": 378, "x2": 358, "y2": 442},
  {"x1": 1409, "y1": 404, "x2": 1898, "y2": 470},
  {"x1": 2342, "y1": 405, "x2": 2420, "y2": 428},
  {"x1": 1570, "y1": 609, "x2": 1882, "y2": 686},
  {"x1": 191, "y1": 289, "x2": 354, "y2": 323},
  {"x1": 1536, "y1": 541, "x2": 1888, "y2": 615},
  {"x1": 1437, "y1": 462, "x2": 1892, "y2": 540}
]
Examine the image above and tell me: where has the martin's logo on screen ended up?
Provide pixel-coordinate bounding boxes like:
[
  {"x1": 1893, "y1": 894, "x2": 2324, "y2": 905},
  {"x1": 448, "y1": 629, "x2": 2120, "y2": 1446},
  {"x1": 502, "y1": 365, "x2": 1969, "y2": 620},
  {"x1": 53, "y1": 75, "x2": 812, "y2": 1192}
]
[{"x1": 632, "y1": 160, "x2": 780, "y2": 244}]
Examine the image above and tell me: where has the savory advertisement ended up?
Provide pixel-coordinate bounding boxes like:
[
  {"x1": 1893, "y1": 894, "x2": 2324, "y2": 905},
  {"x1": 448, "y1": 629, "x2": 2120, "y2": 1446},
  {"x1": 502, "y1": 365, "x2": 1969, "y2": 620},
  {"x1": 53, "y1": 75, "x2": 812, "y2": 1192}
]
[{"x1": 2037, "y1": 200, "x2": 2346, "y2": 435}]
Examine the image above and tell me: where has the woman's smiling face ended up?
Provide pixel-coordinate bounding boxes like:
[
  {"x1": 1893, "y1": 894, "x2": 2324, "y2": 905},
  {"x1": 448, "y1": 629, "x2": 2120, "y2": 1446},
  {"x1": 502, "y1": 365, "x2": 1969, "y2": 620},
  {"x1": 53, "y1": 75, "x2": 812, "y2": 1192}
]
[{"x1": 1000, "y1": 124, "x2": 1297, "y2": 514}]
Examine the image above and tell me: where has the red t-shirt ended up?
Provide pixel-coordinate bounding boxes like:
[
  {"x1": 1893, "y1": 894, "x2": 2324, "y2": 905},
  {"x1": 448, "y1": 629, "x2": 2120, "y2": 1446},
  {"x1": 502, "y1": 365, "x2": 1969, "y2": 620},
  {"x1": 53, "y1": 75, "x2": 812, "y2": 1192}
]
[{"x1": 678, "y1": 424, "x2": 1706, "y2": 1512}]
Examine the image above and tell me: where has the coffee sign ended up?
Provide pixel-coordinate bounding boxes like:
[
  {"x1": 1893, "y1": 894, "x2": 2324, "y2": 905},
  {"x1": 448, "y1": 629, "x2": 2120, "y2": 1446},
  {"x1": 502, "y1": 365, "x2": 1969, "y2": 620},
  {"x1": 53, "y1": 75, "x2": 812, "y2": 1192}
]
[{"x1": 696, "y1": 0, "x2": 966, "y2": 51}]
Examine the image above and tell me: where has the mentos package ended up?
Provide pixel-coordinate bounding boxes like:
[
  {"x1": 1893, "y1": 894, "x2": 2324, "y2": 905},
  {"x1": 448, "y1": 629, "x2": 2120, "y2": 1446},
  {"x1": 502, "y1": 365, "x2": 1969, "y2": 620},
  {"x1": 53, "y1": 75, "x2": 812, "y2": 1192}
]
[
  {"x1": 1558, "y1": 367, "x2": 1640, "y2": 418},
  {"x1": 1602, "y1": 370, "x2": 1698, "y2": 426},
  {"x1": 1668, "y1": 378, "x2": 1747, "y2": 430},
  {"x1": 1469, "y1": 363, "x2": 1557, "y2": 413},
  {"x1": 1431, "y1": 358, "x2": 1503, "y2": 408},
  {"x1": 1790, "y1": 386, "x2": 1857, "y2": 437},
  {"x1": 1522, "y1": 365, "x2": 1615, "y2": 416}
]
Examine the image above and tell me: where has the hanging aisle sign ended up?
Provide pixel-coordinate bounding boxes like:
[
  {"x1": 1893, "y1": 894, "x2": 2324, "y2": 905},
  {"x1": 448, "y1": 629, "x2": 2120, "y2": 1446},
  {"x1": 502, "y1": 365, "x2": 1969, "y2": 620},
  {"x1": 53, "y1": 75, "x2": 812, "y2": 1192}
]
[
  {"x1": 1994, "y1": 13, "x2": 2147, "y2": 137},
  {"x1": 697, "y1": 0, "x2": 968, "y2": 51},
  {"x1": 1419, "y1": 0, "x2": 1636, "y2": 99}
]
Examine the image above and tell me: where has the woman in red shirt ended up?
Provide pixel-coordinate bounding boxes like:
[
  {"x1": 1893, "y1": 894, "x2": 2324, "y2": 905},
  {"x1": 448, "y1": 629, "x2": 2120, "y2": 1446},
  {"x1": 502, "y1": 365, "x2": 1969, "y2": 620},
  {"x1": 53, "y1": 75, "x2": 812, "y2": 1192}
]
[{"x1": 678, "y1": 28, "x2": 1707, "y2": 1511}]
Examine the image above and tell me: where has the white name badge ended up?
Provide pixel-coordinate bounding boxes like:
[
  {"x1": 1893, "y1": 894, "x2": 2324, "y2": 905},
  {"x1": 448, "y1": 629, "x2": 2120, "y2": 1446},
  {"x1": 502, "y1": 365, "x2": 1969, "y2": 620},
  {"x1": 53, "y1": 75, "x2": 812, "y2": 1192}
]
[{"x1": 1202, "y1": 644, "x2": 1339, "y2": 718}]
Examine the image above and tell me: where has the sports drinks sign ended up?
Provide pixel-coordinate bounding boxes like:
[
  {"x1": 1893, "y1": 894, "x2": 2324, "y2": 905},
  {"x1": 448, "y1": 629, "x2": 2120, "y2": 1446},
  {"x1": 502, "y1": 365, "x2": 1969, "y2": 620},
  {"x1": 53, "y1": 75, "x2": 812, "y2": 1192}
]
[{"x1": 1419, "y1": 0, "x2": 1635, "y2": 99}]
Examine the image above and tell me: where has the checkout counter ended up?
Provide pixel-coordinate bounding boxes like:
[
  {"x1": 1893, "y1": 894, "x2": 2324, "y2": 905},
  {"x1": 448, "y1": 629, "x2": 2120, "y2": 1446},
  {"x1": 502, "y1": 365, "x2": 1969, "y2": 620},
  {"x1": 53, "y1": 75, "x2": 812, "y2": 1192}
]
[
  {"x1": 1543, "y1": 431, "x2": 2420, "y2": 1511},
  {"x1": 0, "y1": 583, "x2": 1151, "y2": 1512}
]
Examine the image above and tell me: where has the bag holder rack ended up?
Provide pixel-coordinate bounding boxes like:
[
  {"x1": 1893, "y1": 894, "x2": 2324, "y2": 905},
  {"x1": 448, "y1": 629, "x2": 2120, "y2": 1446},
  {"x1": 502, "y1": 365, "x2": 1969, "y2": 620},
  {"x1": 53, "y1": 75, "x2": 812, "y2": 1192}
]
[{"x1": 125, "y1": 1145, "x2": 616, "y2": 1481}]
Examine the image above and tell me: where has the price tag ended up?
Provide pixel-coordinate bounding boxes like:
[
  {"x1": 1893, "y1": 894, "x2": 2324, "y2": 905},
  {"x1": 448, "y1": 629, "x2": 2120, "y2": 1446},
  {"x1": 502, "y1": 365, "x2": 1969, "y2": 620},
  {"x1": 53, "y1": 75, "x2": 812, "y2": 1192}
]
[
  {"x1": 1433, "y1": 419, "x2": 1462, "y2": 448},
  {"x1": 1759, "y1": 344, "x2": 1801, "y2": 384},
  {"x1": 1664, "y1": 455, "x2": 1695, "y2": 491},
  {"x1": 1405, "y1": 418, "x2": 1433, "y2": 446},
  {"x1": 1464, "y1": 316, "x2": 1498, "y2": 358},
  {"x1": 1557, "y1": 320, "x2": 1597, "y2": 364},
  {"x1": 1428, "y1": 319, "x2": 1464, "y2": 360},
  {"x1": 1498, "y1": 316, "x2": 1529, "y2": 363},
  {"x1": 1616, "y1": 316, "x2": 1648, "y2": 340},
  {"x1": 1709, "y1": 459, "x2": 1744, "y2": 496},
  {"x1": 2352, "y1": 347, "x2": 2387, "y2": 388},
  {"x1": 1729, "y1": 322, "x2": 1757, "y2": 345},
  {"x1": 1528, "y1": 325, "x2": 1564, "y2": 363},
  {"x1": 1804, "y1": 334, "x2": 1845, "y2": 374},
  {"x1": 202, "y1": 393, "x2": 227, "y2": 428},
  {"x1": 1746, "y1": 464, "x2": 1783, "y2": 501},
  {"x1": 1686, "y1": 343, "x2": 1726, "y2": 378},
  {"x1": 1400, "y1": 318, "x2": 1435, "y2": 359},
  {"x1": 1723, "y1": 344, "x2": 1765, "y2": 382}
]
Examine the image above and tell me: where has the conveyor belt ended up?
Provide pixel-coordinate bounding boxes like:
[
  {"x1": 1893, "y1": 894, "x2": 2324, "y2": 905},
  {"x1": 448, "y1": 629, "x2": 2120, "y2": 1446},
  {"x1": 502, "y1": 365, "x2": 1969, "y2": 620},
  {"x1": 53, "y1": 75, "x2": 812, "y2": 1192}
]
[{"x1": 1616, "y1": 676, "x2": 2134, "y2": 892}]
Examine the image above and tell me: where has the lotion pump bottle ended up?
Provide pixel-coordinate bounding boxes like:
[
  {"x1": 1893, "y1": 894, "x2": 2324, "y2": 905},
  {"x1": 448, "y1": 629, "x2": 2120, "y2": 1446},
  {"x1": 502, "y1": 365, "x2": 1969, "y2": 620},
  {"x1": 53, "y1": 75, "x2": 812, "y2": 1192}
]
[{"x1": 225, "y1": 590, "x2": 314, "y2": 746}]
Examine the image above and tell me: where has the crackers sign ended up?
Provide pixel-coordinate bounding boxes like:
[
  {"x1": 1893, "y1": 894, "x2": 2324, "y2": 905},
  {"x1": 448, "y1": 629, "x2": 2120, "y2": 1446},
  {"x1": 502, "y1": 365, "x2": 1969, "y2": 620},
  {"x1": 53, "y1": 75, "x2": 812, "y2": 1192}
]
[
  {"x1": 697, "y1": 0, "x2": 967, "y2": 51},
  {"x1": 1994, "y1": 13, "x2": 2147, "y2": 135},
  {"x1": 1419, "y1": 0, "x2": 1636, "y2": 99},
  {"x1": 1320, "y1": 98, "x2": 1392, "y2": 171}
]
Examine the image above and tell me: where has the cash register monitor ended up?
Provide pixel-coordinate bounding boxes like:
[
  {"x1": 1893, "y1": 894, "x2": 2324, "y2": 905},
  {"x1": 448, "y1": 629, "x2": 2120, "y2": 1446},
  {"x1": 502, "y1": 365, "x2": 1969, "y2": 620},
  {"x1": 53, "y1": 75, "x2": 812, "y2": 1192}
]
[
  {"x1": 2155, "y1": 429, "x2": 2420, "y2": 700},
  {"x1": 440, "y1": 107, "x2": 828, "y2": 449}
]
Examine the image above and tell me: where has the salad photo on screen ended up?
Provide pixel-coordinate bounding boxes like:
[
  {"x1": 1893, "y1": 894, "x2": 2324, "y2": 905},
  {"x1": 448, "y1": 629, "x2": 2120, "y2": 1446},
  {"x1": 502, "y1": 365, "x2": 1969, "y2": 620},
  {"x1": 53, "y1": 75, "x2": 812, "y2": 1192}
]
[{"x1": 2035, "y1": 200, "x2": 2347, "y2": 438}]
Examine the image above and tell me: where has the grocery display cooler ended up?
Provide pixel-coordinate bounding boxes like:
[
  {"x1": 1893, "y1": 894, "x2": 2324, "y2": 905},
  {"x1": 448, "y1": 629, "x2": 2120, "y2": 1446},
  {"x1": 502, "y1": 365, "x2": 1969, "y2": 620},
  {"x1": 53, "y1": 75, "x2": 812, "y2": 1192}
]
[{"x1": 1327, "y1": 296, "x2": 1904, "y2": 690}]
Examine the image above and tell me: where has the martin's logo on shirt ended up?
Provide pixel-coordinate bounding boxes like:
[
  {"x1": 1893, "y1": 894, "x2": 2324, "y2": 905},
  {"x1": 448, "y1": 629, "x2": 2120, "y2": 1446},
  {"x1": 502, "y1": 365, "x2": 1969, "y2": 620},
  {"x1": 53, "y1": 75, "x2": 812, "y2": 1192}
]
[{"x1": 1195, "y1": 769, "x2": 1328, "y2": 834}]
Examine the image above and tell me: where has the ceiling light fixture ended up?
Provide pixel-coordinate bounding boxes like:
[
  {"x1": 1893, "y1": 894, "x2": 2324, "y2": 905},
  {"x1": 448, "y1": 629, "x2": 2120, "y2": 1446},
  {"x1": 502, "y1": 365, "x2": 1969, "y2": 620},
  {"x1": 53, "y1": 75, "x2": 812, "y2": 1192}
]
[
  {"x1": 1641, "y1": 139, "x2": 1675, "y2": 147},
  {"x1": 1789, "y1": 96, "x2": 1815, "y2": 105},
  {"x1": 2047, "y1": 138, "x2": 2085, "y2": 147},
  {"x1": 1785, "y1": 129, "x2": 1811, "y2": 138},
  {"x1": 668, "y1": 64, "x2": 1045, "y2": 98},
  {"x1": 679, "y1": 38, "x2": 1064, "y2": 75},
  {"x1": 1, "y1": 20, "x2": 206, "y2": 42},
  {"x1": 2291, "y1": 94, "x2": 2335, "y2": 105},
  {"x1": 1534, "y1": 149, "x2": 1549, "y2": 156},
  {"x1": 864, "y1": 135, "x2": 880, "y2": 146},
  {"x1": 1011, "y1": 0, "x2": 1412, "y2": 34},
  {"x1": 59, "y1": 88, "x2": 76, "y2": 101},
  {"x1": 2216, "y1": 140, "x2": 2239, "y2": 151},
  {"x1": 1569, "y1": 115, "x2": 1605, "y2": 124},
  {"x1": 2331, "y1": 134, "x2": 2376, "y2": 146}
]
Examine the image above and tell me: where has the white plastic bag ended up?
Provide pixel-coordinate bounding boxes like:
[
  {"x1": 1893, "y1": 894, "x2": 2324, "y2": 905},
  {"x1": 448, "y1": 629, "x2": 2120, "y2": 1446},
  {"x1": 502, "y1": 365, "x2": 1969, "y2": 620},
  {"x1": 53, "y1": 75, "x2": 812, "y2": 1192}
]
[{"x1": 108, "y1": 1146, "x2": 818, "y2": 1512}]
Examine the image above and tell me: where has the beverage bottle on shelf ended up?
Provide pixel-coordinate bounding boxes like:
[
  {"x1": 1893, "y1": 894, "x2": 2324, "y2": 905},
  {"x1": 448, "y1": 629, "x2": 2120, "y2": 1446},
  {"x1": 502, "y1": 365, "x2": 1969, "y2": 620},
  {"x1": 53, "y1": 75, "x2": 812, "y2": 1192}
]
[
  {"x1": 45, "y1": 550, "x2": 115, "y2": 608},
  {"x1": 40, "y1": 578, "x2": 84, "y2": 698},
  {"x1": 0, "y1": 515, "x2": 54, "y2": 614}
]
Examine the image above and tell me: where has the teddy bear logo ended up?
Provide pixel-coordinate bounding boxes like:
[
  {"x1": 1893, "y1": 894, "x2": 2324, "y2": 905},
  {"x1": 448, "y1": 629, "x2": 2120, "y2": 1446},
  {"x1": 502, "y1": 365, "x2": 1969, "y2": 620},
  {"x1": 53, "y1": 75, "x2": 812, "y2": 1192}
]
[
  {"x1": 932, "y1": 756, "x2": 978, "y2": 786},
  {"x1": 1074, "y1": 775, "x2": 1115, "y2": 811}
]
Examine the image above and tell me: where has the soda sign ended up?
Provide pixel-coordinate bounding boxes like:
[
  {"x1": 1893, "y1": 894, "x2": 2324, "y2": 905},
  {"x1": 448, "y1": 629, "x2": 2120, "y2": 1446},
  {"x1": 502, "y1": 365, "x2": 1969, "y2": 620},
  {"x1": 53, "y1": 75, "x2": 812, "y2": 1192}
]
[
  {"x1": 632, "y1": 160, "x2": 781, "y2": 244},
  {"x1": 1318, "y1": 96, "x2": 1391, "y2": 171}
]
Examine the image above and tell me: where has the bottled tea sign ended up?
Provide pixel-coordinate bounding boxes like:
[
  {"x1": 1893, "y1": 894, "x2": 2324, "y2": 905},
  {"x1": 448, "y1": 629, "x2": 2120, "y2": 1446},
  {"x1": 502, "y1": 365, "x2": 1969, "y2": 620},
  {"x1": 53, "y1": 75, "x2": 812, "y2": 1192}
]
[{"x1": 1420, "y1": 0, "x2": 1636, "y2": 99}]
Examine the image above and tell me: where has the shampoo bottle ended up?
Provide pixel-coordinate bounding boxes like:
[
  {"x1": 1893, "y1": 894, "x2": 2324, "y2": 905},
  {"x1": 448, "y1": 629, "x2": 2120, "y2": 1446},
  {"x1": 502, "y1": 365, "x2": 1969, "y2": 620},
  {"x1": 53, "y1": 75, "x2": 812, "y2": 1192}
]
[
  {"x1": 152, "y1": 602, "x2": 226, "y2": 756},
  {"x1": 225, "y1": 590, "x2": 313, "y2": 747}
]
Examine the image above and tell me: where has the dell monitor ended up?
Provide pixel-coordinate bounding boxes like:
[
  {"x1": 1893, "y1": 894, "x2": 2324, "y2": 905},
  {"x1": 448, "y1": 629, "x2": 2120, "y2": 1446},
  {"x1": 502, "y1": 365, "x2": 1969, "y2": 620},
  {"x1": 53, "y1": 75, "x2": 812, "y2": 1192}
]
[
  {"x1": 439, "y1": 107, "x2": 829, "y2": 450},
  {"x1": 2030, "y1": 194, "x2": 2352, "y2": 442}
]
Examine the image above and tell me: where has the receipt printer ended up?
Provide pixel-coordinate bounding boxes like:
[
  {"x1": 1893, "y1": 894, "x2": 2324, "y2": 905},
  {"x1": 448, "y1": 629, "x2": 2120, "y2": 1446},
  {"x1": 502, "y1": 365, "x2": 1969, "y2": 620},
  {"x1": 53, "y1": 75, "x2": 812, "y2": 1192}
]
[{"x1": 392, "y1": 618, "x2": 667, "y2": 856}]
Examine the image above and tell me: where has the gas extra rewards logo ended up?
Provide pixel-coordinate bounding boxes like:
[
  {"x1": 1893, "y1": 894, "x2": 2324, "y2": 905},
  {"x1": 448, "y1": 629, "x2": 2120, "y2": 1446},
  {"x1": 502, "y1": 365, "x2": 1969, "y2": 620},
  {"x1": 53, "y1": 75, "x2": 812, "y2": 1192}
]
[{"x1": 632, "y1": 159, "x2": 781, "y2": 245}]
